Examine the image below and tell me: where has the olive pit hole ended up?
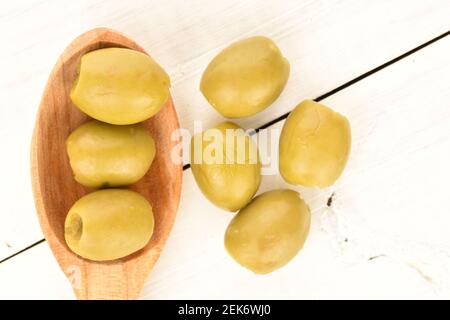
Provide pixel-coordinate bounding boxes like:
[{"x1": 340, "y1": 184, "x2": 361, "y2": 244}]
[{"x1": 66, "y1": 213, "x2": 83, "y2": 242}]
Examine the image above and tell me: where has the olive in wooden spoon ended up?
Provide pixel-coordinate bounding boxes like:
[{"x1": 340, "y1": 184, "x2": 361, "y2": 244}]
[
  {"x1": 31, "y1": 28, "x2": 182, "y2": 300},
  {"x1": 70, "y1": 47, "x2": 171, "y2": 125}
]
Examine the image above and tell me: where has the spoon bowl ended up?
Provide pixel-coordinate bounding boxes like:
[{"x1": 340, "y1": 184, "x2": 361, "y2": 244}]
[{"x1": 31, "y1": 28, "x2": 182, "y2": 299}]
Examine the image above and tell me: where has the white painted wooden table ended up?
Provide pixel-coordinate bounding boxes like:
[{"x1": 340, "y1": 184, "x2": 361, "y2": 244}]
[{"x1": 0, "y1": 0, "x2": 449, "y2": 299}]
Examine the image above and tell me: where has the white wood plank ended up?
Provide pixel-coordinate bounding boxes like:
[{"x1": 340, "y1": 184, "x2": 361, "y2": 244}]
[
  {"x1": 1, "y1": 0, "x2": 449, "y2": 262},
  {"x1": 0, "y1": 244, "x2": 74, "y2": 300},
  {"x1": 1, "y1": 34, "x2": 449, "y2": 299}
]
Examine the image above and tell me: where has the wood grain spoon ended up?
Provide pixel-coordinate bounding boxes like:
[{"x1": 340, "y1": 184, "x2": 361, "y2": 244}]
[{"x1": 31, "y1": 28, "x2": 183, "y2": 299}]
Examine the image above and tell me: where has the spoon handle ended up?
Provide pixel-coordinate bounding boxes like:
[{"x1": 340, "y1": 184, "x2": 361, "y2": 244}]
[{"x1": 67, "y1": 262, "x2": 147, "y2": 300}]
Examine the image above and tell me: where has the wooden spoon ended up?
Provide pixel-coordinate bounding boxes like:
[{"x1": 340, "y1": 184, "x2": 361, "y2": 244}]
[{"x1": 31, "y1": 28, "x2": 183, "y2": 299}]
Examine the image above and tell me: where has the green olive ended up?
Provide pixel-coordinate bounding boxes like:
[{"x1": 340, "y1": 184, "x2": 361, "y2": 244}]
[
  {"x1": 66, "y1": 120, "x2": 155, "y2": 188},
  {"x1": 64, "y1": 189, "x2": 154, "y2": 261},
  {"x1": 279, "y1": 100, "x2": 351, "y2": 187},
  {"x1": 225, "y1": 189, "x2": 310, "y2": 274},
  {"x1": 70, "y1": 48, "x2": 170, "y2": 125},
  {"x1": 200, "y1": 36, "x2": 289, "y2": 118},
  {"x1": 190, "y1": 122, "x2": 261, "y2": 211}
]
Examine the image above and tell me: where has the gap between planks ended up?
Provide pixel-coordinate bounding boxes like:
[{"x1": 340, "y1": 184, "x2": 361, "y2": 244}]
[{"x1": 1, "y1": 28, "x2": 449, "y2": 266}]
